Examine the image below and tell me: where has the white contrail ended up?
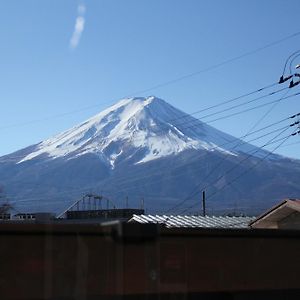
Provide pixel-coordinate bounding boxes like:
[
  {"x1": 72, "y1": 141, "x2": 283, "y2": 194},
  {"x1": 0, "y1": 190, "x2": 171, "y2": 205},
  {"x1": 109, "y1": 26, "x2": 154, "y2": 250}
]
[{"x1": 69, "y1": 3, "x2": 86, "y2": 49}]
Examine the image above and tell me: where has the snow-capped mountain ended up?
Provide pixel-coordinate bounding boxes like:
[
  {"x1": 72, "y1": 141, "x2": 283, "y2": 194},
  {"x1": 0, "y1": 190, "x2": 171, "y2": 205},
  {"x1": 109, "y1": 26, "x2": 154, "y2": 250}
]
[
  {"x1": 17, "y1": 96, "x2": 271, "y2": 166},
  {"x1": 0, "y1": 96, "x2": 299, "y2": 215}
]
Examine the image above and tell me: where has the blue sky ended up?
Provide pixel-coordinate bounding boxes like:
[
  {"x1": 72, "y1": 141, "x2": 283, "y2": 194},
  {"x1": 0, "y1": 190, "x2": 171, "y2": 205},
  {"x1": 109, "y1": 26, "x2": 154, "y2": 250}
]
[{"x1": 0, "y1": 0, "x2": 299, "y2": 158}]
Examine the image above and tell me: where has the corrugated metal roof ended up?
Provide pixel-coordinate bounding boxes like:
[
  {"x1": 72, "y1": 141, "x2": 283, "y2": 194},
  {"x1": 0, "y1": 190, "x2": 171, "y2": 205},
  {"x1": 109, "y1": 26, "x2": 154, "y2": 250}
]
[{"x1": 129, "y1": 214, "x2": 255, "y2": 228}]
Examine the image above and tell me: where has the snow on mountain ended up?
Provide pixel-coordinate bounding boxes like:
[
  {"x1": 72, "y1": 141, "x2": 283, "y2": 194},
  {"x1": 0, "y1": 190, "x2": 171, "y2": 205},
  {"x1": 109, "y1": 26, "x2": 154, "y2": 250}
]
[
  {"x1": 1, "y1": 96, "x2": 299, "y2": 215},
  {"x1": 18, "y1": 96, "x2": 270, "y2": 166}
]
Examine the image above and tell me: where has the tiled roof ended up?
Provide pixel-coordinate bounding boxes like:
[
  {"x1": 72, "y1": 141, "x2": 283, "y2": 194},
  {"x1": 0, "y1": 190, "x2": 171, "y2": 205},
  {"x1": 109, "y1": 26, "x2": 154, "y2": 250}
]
[{"x1": 129, "y1": 214, "x2": 255, "y2": 229}]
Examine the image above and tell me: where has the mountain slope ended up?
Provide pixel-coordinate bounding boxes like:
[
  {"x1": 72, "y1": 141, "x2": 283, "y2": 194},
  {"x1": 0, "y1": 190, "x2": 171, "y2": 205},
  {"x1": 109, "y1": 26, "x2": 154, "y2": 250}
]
[
  {"x1": 15, "y1": 96, "x2": 273, "y2": 165},
  {"x1": 0, "y1": 96, "x2": 299, "y2": 215}
]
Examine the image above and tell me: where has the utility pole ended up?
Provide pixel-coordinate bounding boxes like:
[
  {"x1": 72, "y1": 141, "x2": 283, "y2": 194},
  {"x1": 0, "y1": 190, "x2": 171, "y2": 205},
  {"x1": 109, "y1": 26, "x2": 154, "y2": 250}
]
[
  {"x1": 141, "y1": 197, "x2": 144, "y2": 210},
  {"x1": 202, "y1": 190, "x2": 206, "y2": 217},
  {"x1": 126, "y1": 196, "x2": 128, "y2": 209}
]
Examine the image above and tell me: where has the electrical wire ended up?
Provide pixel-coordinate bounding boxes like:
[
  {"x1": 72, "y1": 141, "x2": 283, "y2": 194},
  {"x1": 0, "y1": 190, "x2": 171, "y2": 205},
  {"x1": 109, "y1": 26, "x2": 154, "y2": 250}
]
[
  {"x1": 289, "y1": 53, "x2": 300, "y2": 74},
  {"x1": 119, "y1": 87, "x2": 296, "y2": 142},
  {"x1": 178, "y1": 87, "x2": 288, "y2": 123},
  {"x1": 242, "y1": 89, "x2": 290, "y2": 135},
  {"x1": 281, "y1": 140, "x2": 300, "y2": 148},
  {"x1": 166, "y1": 125, "x2": 294, "y2": 214},
  {"x1": 167, "y1": 82, "x2": 278, "y2": 123},
  {"x1": 0, "y1": 32, "x2": 300, "y2": 211},
  {"x1": 125, "y1": 31, "x2": 300, "y2": 98},
  {"x1": 282, "y1": 49, "x2": 300, "y2": 75},
  {"x1": 176, "y1": 90, "x2": 292, "y2": 197},
  {"x1": 1, "y1": 31, "x2": 300, "y2": 132},
  {"x1": 178, "y1": 130, "x2": 296, "y2": 215},
  {"x1": 90, "y1": 123, "x2": 296, "y2": 195},
  {"x1": 7, "y1": 123, "x2": 294, "y2": 207},
  {"x1": 2, "y1": 110, "x2": 298, "y2": 167},
  {"x1": 7, "y1": 127, "x2": 299, "y2": 211},
  {"x1": 99, "y1": 123, "x2": 295, "y2": 212},
  {"x1": 204, "y1": 91, "x2": 300, "y2": 124}
]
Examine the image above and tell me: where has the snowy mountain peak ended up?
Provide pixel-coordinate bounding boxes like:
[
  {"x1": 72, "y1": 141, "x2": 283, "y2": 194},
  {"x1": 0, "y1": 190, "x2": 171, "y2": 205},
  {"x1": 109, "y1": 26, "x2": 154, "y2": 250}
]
[{"x1": 17, "y1": 96, "x2": 269, "y2": 166}]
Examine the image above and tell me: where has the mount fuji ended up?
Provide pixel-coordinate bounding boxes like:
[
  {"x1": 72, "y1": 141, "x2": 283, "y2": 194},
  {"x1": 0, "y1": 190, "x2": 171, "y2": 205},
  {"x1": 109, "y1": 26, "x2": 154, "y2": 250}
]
[{"x1": 0, "y1": 96, "x2": 299, "y2": 215}]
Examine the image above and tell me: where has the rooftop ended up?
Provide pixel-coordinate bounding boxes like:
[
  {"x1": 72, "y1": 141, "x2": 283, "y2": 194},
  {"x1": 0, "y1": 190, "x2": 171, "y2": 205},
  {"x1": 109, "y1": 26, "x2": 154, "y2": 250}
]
[
  {"x1": 129, "y1": 214, "x2": 255, "y2": 229},
  {"x1": 250, "y1": 198, "x2": 300, "y2": 229}
]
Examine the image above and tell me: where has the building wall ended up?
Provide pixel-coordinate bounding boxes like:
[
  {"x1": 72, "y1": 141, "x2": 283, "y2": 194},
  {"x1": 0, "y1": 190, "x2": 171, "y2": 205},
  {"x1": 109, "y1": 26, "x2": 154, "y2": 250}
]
[
  {"x1": 0, "y1": 213, "x2": 10, "y2": 220},
  {"x1": 278, "y1": 212, "x2": 300, "y2": 229},
  {"x1": 0, "y1": 223, "x2": 300, "y2": 299}
]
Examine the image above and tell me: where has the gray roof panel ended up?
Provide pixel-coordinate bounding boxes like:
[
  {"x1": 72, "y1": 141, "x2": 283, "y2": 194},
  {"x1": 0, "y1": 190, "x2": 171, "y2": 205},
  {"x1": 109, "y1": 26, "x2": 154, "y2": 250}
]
[{"x1": 129, "y1": 215, "x2": 255, "y2": 228}]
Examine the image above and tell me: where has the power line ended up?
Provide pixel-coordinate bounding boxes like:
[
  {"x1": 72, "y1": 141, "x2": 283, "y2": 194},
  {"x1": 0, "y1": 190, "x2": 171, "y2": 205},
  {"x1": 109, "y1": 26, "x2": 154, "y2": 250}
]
[
  {"x1": 174, "y1": 90, "x2": 293, "y2": 195},
  {"x1": 128, "y1": 88, "x2": 296, "y2": 143},
  {"x1": 0, "y1": 102, "x2": 115, "y2": 131},
  {"x1": 92, "y1": 124, "x2": 296, "y2": 195},
  {"x1": 180, "y1": 87, "x2": 288, "y2": 123},
  {"x1": 1, "y1": 31, "x2": 300, "y2": 132},
  {"x1": 2, "y1": 108, "x2": 297, "y2": 169},
  {"x1": 242, "y1": 89, "x2": 290, "y2": 135},
  {"x1": 7, "y1": 121, "x2": 295, "y2": 204},
  {"x1": 289, "y1": 53, "x2": 300, "y2": 74},
  {"x1": 7, "y1": 126, "x2": 299, "y2": 209},
  {"x1": 205, "y1": 91, "x2": 300, "y2": 124},
  {"x1": 188, "y1": 131, "x2": 298, "y2": 214},
  {"x1": 154, "y1": 90, "x2": 298, "y2": 140},
  {"x1": 64, "y1": 89, "x2": 300, "y2": 147},
  {"x1": 137, "y1": 87, "x2": 297, "y2": 138},
  {"x1": 166, "y1": 125, "x2": 295, "y2": 214},
  {"x1": 0, "y1": 81, "x2": 283, "y2": 137},
  {"x1": 0, "y1": 80, "x2": 287, "y2": 162},
  {"x1": 124, "y1": 31, "x2": 300, "y2": 97},
  {"x1": 281, "y1": 140, "x2": 300, "y2": 148},
  {"x1": 178, "y1": 130, "x2": 296, "y2": 215},
  {"x1": 3, "y1": 38, "x2": 300, "y2": 211},
  {"x1": 124, "y1": 87, "x2": 295, "y2": 143},
  {"x1": 281, "y1": 49, "x2": 300, "y2": 75},
  {"x1": 106, "y1": 116, "x2": 299, "y2": 205},
  {"x1": 167, "y1": 82, "x2": 278, "y2": 122},
  {"x1": 3, "y1": 107, "x2": 298, "y2": 167},
  {"x1": 151, "y1": 89, "x2": 298, "y2": 144}
]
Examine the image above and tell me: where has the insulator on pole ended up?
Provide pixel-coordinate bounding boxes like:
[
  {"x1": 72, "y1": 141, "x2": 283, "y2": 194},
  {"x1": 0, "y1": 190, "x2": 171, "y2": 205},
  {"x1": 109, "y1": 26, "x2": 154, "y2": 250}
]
[
  {"x1": 289, "y1": 80, "x2": 300, "y2": 88},
  {"x1": 279, "y1": 75, "x2": 293, "y2": 84}
]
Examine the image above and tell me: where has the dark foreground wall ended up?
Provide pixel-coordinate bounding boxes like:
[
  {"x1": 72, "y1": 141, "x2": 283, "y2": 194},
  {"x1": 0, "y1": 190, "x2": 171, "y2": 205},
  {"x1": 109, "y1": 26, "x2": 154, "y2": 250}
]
[{"x1": 0, "y1": 222, "x2": 299, "y2": 299}]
